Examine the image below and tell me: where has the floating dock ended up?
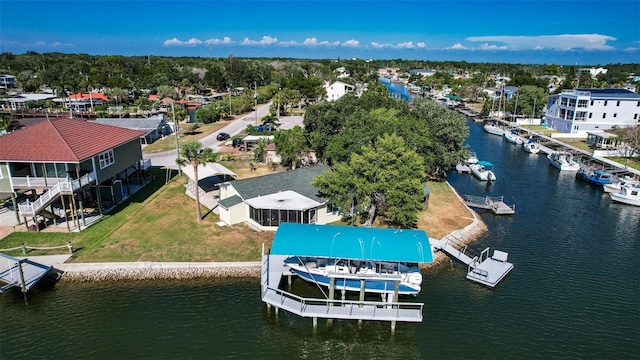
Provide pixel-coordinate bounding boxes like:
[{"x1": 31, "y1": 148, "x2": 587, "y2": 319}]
[
  {"x1": 430, "y1": 236, "x2": 514, "y2": 288},
  {"x1": 0, "y1": 253, "x2": 52, "y2": 294},
  {"x1": 463, "y1": 194, "x2": 515, "y2": 215}
]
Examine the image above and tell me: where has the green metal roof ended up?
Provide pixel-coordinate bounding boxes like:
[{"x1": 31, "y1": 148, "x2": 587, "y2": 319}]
[
  {"x1": 225, "y1": 165, "x2": 330, "y2": 203},
  {"x1": 218, "y1": 195, "x2": 244, "y2": 209},
  {"x1": 271, "y1": 223, "x2": 433, "y2": 263}
]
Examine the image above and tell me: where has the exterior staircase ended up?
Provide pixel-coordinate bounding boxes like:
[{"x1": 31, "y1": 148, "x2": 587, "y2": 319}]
[{"x1": 18, "y1": 173, "x2": 96, "y2": 217}]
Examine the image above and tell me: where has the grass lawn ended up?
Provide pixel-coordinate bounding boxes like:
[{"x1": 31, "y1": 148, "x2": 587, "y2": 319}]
[{"x1": 0, "y1": 168, "x2": 471, "y2": 262}]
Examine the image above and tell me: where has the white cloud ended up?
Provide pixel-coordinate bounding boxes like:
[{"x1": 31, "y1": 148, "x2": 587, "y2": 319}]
[
  {"x1": 396, "y1": 41, "x2": 414, "y2": 49},
  {"x1": 623, "y1": 47, "x2": 638, "y2": 52},
  {"x1": 163, "y1": 38, "x2": 203, "y2": 47},
  {"x1": 416, "y1": 42, "x2": 426, "y2": 49},
  {"x1": 34, "y1": 41, "x2": 46, "y2": 47},
  {"x1": 370, "y1": 42, "x2": 390, "y2": 49},
  {"x1": 205, "y1": 37, "x2": 232, "y2": 45},
  {"x1": 241, "y1": 35, "x2": 278, "y2": 45},
  {"x1": 447, "y1": 43, "x2": 470, "y2": 50},
  {"x1": 478, "y1": 43, "x2": 509, "y2": 51},
  {"x1": 466, "y1": 34, "x2": 616, "y2": 51},
  {"x1": 342, "y1": 39, "x2": 360, "y2": 47}
]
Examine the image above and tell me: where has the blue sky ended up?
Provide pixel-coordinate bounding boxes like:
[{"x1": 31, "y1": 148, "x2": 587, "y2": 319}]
[{"x1": 1, "y1": 0, "x2": 639, "y2": 65}]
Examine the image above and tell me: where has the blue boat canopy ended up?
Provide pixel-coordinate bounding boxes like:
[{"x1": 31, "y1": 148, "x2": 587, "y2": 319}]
[
  {"x1": 271, "y1": 223, "x2": 433, "y2": 263},
  {"x1": 477, "y1": 160, "x2": 494, "y2": 167}
]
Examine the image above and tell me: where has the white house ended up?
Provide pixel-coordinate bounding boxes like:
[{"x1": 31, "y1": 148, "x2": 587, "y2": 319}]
[
  {"x1": 217, "y1": 165, "x2": 341, "y2": 231},
  {"x1": 577, "y1": 67, "x2": 608, "y2": 78},
  {"x1": 0, "y1": 75, "x2": 17, "y2": 90},
  {"x1": 543, "y1": 88, "x2": 640, "y2": 134},
  {"x1": 409, "y1": 69, "x2": 435, "y2": 77},
  {"x1": 324, "y1": 81, "x2": 355, "y2": 101}
]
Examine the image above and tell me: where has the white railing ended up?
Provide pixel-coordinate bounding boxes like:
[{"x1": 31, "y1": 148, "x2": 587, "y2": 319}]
[
  {"x1": 140, "y1": 159, "x2": 152, "y2": 170},
  {"x1": 17, "y1": 172, "x2": 96, "y2": 216}
]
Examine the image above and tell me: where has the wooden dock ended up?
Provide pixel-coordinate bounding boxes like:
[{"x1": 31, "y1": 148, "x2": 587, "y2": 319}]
[
  {"x1": 463, "y1": 194, "x2": 515, "y2": 215},
  {"x1": 260, "y1": 254, "x2": 424, "y2": 331}
]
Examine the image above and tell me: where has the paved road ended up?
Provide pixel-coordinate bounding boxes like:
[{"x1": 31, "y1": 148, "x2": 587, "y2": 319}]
[{"x1": 144, "y1": 102, "x2": 272, "y2": 169}]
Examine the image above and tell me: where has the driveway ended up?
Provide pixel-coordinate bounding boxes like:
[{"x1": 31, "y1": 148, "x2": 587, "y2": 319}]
[{"x1": 144, "y1": 102, "x2": 273, "y2": 169}]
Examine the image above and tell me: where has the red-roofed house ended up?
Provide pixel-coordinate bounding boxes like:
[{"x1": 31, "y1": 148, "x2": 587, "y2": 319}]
[
  {"x1": 65, "y1": 92, "x2": 109, "y2": 111},
  {"x1": 0, "y1": 118, "x2": 149, "y2": 231}
]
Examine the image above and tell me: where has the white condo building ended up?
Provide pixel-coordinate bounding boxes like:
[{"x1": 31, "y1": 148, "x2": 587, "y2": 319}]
[{"x1": 544, "y1": 88, "x2": 640, "y2": 134}]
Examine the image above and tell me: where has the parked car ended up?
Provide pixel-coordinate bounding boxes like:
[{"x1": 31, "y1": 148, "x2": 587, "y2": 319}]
[{"x1": 217, "y1": 132, "x2": 230, "y2": 141}]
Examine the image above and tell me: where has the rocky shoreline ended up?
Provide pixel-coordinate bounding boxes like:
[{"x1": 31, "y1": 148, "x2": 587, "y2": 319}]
[{"x1": 50, "y1": 182, "x2": 486, "y2": 282}]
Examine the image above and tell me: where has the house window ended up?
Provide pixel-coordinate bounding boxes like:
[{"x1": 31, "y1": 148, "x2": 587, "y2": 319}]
[
  {"x1": 634, "y1": 114, "x2": 638, "y2": 120},
  {"x1": 613, "y1": 113, "x2": 617, "y2": 118},
  {"x1": 604, "y1": 101, "x2": 608, "y2": 106},
  {"x1": 589, "y1": 113, "x2": 592, "y2": 119},
  {"x1": 560, "y1": 97, "x2": 567, "y2": 106},
  {"x1": 249, "y1": 205, "x2": 316, "y2": 227},
  {"x1": 602, "y1": 113, "x2": 606, "y2": 119},
  {"x1": 616, "y1": 101, "x2": 620, "y2": 106},
  {"x1": 99, "y1": 149, "x2": 115, "y2": 169},
  {"x1": 590, "y1": 100, "x2": 594, "y2": 106},
  {"x1": 577, "y1": 100, "x2": 588, "y2": 108}
]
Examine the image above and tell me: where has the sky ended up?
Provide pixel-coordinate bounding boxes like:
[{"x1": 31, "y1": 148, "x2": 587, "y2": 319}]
[{"x1": 1, "y1": 0, "x2": 639, "y2": 65}]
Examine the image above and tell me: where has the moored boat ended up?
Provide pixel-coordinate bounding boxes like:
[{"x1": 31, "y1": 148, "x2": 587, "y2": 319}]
[
  {"x1": 284, "y1": 257, "x2": 423, "y2": 295},
  {"x1": 503, "y1": 130, "x2": 524, "y2": 145},
  {"x1": 523, "y1": 138, "x2": 541, "y2": 154},
  {"x1": 610, "y1": 183, "x2": 640, "y2": 206},
  {"x1": 469, "y1": 160, "x2": 496, "y2": 181},
  {"x1": 603, "y1": 176, "x2": 640, "y2": 193},
  {"x1": 576, "y1": 166, "x2": 613, "y2": 186},
  {"x1": 483, "y1": 122, "x2": 504, "y2": 136},
  {"x1": 547, "y1": 151, "x2": 580, "y2": 171}
]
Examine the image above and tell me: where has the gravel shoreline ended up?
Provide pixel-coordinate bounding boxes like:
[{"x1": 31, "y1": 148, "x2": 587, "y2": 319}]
[{"x1": 53, "y1": 182, "x2": 485, "y2": 282}]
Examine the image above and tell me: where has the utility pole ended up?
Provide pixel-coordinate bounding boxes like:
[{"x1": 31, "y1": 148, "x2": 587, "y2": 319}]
[
  {"x1": 254, "y1": 81, "x2": 258, "y2": 125},
  {"x1": 228, "y1": 84, "x2": 232, "y2": 116},
  {"x1": 172, "y1": 102, "x2": 181, "y2": 176}
]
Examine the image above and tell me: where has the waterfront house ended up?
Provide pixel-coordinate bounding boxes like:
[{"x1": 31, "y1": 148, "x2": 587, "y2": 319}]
[
  {"x1": 409, "y1": 69, "x2": 435, "y2": 77},
  {"x1": 544, "y1": 88, "x2": 640, "y2": 134},
  {"x1": 324, "y1": 81, "x2": 355, "y2": 101},
  {"x1": 0, "y1": 75, "x2": 17, "y2": 92},
  {"x1": 0, "y1": 118, "x2": 149, "y2": 230},
  {"x1": 0, "y1": 93, "x2": 56, "y2": 111},
  {"x1": 217, "y1": 165, "x2": 341, "y2": 230}
]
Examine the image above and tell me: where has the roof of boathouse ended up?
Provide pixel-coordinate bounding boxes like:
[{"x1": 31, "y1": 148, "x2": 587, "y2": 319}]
[{"x1": 271, "y1": 223, "x2": 433, "y2": 263}]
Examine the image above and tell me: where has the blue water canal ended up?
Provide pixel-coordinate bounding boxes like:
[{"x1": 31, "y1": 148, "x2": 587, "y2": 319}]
[{"x1": 1, "y1": 116, "x2": 639, "y2": 358}]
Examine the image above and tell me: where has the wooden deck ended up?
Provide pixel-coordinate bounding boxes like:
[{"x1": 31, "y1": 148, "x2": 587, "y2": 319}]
[
  {"x1": 463, "y1": 194, "x2": 515, "y2": 215},
  {"x1": 261, "y1": 254, "x2": 424, "y2": 323}
]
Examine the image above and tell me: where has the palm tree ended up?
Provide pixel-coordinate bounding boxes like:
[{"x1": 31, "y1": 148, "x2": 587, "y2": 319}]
[
  {"x1": 176, "y1": 141, "x2": 216, "y2": 222},
  {"x1": 0, "y1": 115, "x2": 22, "y2": 134}
]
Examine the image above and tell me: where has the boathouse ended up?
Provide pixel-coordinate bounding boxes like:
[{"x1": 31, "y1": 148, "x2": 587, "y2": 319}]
[{"x1": 261, "y1": 223, "x2": 433, "y2": 333}]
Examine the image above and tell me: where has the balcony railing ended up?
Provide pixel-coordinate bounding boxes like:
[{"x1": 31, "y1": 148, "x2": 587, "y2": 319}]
[{"x1": 17, "y1": 172, "x2": 96, "y2": 217}]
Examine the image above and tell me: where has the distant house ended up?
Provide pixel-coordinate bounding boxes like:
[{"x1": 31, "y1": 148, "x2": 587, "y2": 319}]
[
  {"x1": 0, "y1": 93, "x2": 56, "y2": 110},
  {"x1": 64, "y1": 92, "x2": 108, "y2": 111},
  {"x1": 0, "y1": 75, "x2": 17, "y2": 91},
  {"x1": 544, "y1": 88, "x2": 640, "y2": 134},
  {"x1": 0, "y1": 118, "x2": 149, "y2": 231},
  {"x1": 409, "y1": 69, "x2": 435, "y2": 77},
  {"x1": 577, "y1": 67, "x2": 608, "y2": 78},
  {"x1": 217, "y1": 165, "x2": 341, "y2": 230},
  {"x1": 494, "y1": 86, "x2": 519, "y2": 100},
  {"x1": 324, "y1": 81, "x2": 355, "y2": 101},
  {"x1": 94, "y1": 114, "x2": 171, "y2": 144}
]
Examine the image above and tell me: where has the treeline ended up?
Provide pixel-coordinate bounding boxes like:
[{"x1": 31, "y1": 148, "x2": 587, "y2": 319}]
[{"x1": 1, "y1": 52, "x2": 638, "y2": 98}]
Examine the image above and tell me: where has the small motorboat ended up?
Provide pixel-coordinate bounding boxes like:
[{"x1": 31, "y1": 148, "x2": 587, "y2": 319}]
[
  {"x1": 576, "y1": 166, "x2": 613, "y2": 186},
  {"x1": 547, "y1": 151, "x2": 580, "y2": 171},
  {"x1": 469, "y1": 160, "x2": 496, "y2": 182},
  {"x1": 610, "y1": 183, "x2": 640, "y2": 206}
]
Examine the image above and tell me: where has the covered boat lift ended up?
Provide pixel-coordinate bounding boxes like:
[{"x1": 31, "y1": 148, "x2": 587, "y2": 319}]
[{"x1": 261, "y1": 223, "x2": 433, "y2": 333}]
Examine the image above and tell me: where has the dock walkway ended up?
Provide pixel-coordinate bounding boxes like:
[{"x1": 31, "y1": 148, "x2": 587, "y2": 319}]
[{"x1": 463, "y1": 194, "x2": 515, "y2": 215}]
